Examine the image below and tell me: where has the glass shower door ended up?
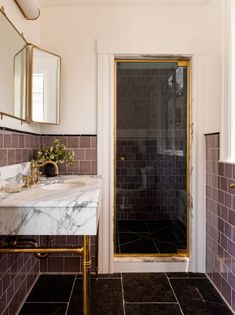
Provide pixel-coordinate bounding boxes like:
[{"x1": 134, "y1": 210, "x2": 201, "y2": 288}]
[{"x1": 114, "y1": 59, "x2": 190, "y2": 256}]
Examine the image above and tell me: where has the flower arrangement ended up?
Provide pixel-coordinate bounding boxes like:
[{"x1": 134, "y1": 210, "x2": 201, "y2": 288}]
[{"x1": 37, "y1": 139, "x2": 75, "y2": 166}]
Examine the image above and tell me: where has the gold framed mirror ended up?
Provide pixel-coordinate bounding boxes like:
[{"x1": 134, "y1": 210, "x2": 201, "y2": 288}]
[
  {"x1": 0, "y1": 7, "x2": 28, "y2": 121},
  {"x1": 29, "y1": 46, "x2": 61, "y2": 125}
]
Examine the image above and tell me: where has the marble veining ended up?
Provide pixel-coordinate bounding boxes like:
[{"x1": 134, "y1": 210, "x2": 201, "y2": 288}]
[
  {"x1": 0, "y1": 162, "x2": 30, "y2": 190},
  {"x1": 0, "y1": 174, "x2": 102, "y2": 235}
]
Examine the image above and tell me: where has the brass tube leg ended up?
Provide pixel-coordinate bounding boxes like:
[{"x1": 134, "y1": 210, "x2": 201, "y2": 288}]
[{"x1": 83, "y1": 235, "x2": 91, "y2": 315}]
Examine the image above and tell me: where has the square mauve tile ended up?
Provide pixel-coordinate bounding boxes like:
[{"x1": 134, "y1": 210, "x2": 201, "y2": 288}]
[
  {"x1": 225, "y1": 164, "x2": 233, "y2": 179},
  {"x1": 219, "y1": 163, "x2": 224, "y2": 176},
  {"x1": 0, "y1": 133, "x2": 3, "y2": 148},
  {"x1": 80, "y1": 136, "x2": 91, "y2": 148},
  {"x1": 68, "y1": 136, "x2": 79, "y2": 148},
  {"x1": 4, "y1": 134, "x2": 11, "y2": 148}
]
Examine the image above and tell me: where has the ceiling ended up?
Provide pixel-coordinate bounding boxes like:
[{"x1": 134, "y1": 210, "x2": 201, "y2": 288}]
[{"x1": 39, "y1": 0, "x2": 210, "y2": 7}]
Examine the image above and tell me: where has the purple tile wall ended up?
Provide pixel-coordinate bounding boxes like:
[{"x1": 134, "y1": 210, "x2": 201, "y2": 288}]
[
  {"x1": 205, "y1": 133, "x2": 235, "y2": 312},
  {"x1": 0, "y1": 128, "x2": 40, "y2": 167},
  {"x1": 39, "y1": 235, "x2": 97, "y2": 274},
  {"x1": 0, "y1": 240, "x2": 40, "y2": 315},
  {"x1": 0, "y1": 128, "x2": 97, "y2": 314},
  {"x1": 40, "y1": 135, "x2": 97, "y2": 175},
  {"x1": 116, "y1": 138, "x2": 186, "y2": 220}
]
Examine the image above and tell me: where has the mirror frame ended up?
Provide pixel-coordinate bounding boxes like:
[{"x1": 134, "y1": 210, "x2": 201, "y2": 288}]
[
  {"x1": 29, "y1": 45, "x2": 61, "y2": 125},
  {"x1": 0, "y1": 6, "x2": 28, "y2": 122}
]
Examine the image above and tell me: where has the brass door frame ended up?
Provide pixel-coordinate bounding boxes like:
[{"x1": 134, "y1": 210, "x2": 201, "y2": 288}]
[{"x1": 113, "y1": 58, "x2": 191, "y2": 258}]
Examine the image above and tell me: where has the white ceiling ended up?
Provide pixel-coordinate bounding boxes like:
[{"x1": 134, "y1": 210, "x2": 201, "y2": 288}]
[{"x1": 39, "y1": 0, "x2": 210, "y2": 7}]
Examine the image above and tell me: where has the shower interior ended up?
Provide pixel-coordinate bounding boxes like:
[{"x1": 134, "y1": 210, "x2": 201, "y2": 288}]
[{"x1": 114, "y1": 59, "x2": 189, "y2": 256}]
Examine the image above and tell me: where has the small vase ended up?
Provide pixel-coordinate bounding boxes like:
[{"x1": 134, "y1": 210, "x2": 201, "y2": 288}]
[{"x1": 44, "y1": 163, "x2": 58, "y2": 177}]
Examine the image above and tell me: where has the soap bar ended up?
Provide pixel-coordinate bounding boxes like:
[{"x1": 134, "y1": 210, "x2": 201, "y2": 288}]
[{"x1": 5, "y1": 182, "x2": 21, "y2": 193}]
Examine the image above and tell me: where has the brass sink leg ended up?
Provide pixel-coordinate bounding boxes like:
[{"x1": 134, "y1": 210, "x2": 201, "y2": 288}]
[{"x1": 83, "y1": 235, "x2": 91, "y2": 315}]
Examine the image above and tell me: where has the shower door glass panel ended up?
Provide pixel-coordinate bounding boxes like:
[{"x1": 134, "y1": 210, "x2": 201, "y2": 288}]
[{"x1": 114, "y1": 60, "x2": 189, "y2": 256}]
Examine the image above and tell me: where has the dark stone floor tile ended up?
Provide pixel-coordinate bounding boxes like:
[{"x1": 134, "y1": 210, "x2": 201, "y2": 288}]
[
  {"x1": 120, "y1": 238, "x2": 157, "y2": 254},
  {"x1": 125, "y1": 303, "x2": 182, "y2": 315},
  {"x1": 67, "y1": 278, "x2": 124, "y2": 315},
  {"x1": 19, "y1": 303, "x2": 67, "y2": 315},
  {"x1": 179, "y1": 302, "x2": 232, "y2": 315},
  {"x1": 118, "y1": 220, "x2": 148, "y2": 233},
  {"x1": 171, "y1": 278, "x2": 233, "y2": 314},
  {"x1": 26, "y1": 275, "x2": 75, "y2": 302},
  {"x1": 94, "y1": 273, "x2": 121, "y2": 279},
  {"x1": 167, "y1": 272, "x2": 206, "y2": 279},
  {"x1": 123, "y1": 273, "x2": 175, "y2": 302}
]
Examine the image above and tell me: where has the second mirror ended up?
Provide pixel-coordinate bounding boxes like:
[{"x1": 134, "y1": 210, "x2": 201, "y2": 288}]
[{"x1": 30, "y1": 46, "x2": 61, "y2": 124}]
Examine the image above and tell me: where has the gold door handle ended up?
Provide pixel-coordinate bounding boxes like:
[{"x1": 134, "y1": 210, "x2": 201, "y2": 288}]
[{"x1": 230, "y1": 183, "x2": 235, "y2": 188}]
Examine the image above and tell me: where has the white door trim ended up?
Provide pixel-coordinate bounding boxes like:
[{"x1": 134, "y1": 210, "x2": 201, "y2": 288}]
[{"x1": 97, "y1": 38, "x2": 206, "y2": 273}]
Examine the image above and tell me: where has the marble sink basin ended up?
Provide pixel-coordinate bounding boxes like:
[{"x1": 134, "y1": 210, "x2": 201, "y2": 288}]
[
  {"x1": 41, "y1": 182, "x2": 85, "y2": 191},
  {"x1": 0, "y1": 175, "x2": 102, "y2": 235}
]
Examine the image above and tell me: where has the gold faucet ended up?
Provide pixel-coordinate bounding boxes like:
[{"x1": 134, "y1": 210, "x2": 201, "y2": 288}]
[{"x1": 23, "y1": 160, "x2": 59, "y2": 188}]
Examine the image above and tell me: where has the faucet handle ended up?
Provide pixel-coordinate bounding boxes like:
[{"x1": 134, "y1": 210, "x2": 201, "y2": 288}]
[
  {"x1": 22, "y1": 175, "x2": 32, "y2": 188},
  {"x1": 34, "y1": 171, "x2": 42, "y2": 184}
]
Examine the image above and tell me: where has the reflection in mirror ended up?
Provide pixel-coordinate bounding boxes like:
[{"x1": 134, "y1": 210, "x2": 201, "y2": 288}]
[
  {"x1": 31, "y1": 47, "x2": 60, "y2": 124},
  {"x1": 14, "y1": 47, "x2": 27, "y2": 119},
  {"x1": 0, "y1": 8, "x2": 27, "y2": 120}
]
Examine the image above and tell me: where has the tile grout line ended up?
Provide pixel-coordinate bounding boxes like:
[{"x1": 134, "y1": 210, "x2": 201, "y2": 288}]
[
  {"x1": 166, "y1": 273, "x2": 184, "y2": 315},
  {"x1": 125, "y1": 302, "x2": 179, "y2": 304},
  {"x1": 120, "y1": 273, "x2": 126, "y2": 315},
  {"x1": 168, "y1": 277, "x2": 207, "y2": 280},
  {"x1": 65, "y1": 275, "x2": 77, "y2": 315},
  {"x1": 23, "y1": 302, "x2": 68, "y2": 304}
]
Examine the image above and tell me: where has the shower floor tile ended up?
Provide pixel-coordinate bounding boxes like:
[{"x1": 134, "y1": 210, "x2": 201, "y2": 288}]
[
  {"x1": 116, "y1": 220, "x2": 186, "y2": 254},
  {"x1": 19, "y1": 273, "x2": 233, "y2": 315},
  {"x1": 120, "y1": 235, "x2": 157, "y2": 254}
]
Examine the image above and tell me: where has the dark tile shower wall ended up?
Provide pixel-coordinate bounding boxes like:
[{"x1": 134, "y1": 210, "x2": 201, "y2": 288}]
[
  {"x1": 0, "y1": 127, "x2": 97, "y2": 314},
  {"x1": 116, "y1": 138, "x2": 186, "y2": 221},
  {"x1": 116, "y1": 67, "x2": 187, "y2": 222},
  {"x1": 205, "y1": 133, "x2": 235, "y2": 311}
]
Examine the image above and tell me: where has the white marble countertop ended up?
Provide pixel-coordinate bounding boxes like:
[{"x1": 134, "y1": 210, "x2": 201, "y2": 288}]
[{"x1": 0, "y1": 175, "x2": 102, "y2": 236}]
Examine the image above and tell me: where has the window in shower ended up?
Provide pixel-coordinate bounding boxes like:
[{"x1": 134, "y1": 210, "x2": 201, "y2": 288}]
[{"x1": 114, "y1": 59, "x2": 190, "y2": 256}]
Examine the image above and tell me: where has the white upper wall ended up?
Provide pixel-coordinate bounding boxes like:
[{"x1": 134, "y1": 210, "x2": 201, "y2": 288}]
[
  {"x1": 0, "y1": 0, "x2": 41, "y2": 133},
  {"x1": 39, "y1": 0, "x2": 221, "y2": 135}
]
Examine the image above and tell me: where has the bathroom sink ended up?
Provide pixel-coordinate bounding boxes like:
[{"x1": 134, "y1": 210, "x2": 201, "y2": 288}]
[{"x1": 41, "y1": 182, "x2": 85, "y2": 191}]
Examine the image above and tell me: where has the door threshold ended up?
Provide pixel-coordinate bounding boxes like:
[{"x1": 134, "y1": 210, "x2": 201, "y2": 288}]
[
  {"x1": 113, "y1": 256, "x2": 191, "y2": 273},
  {"x1": 114, "y1": 256, "x2": 187, "y2": 263}
]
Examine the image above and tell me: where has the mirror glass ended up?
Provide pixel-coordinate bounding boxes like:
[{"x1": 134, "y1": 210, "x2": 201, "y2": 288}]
[
  {"x1": 0, "y1": 10, "x2": 27, "y2": 120},
  {"x1": 31, "y1": 47, "x2": 60, "y2": 124}
]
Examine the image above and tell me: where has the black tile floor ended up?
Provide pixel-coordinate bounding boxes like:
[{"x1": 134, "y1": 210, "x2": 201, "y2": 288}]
[
  {"x1": 19, "y1": 273, "x2": 233, "y2": 315},
  {"x1": 115, "y1": 220, "x2": 187, "y2": 254}
]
